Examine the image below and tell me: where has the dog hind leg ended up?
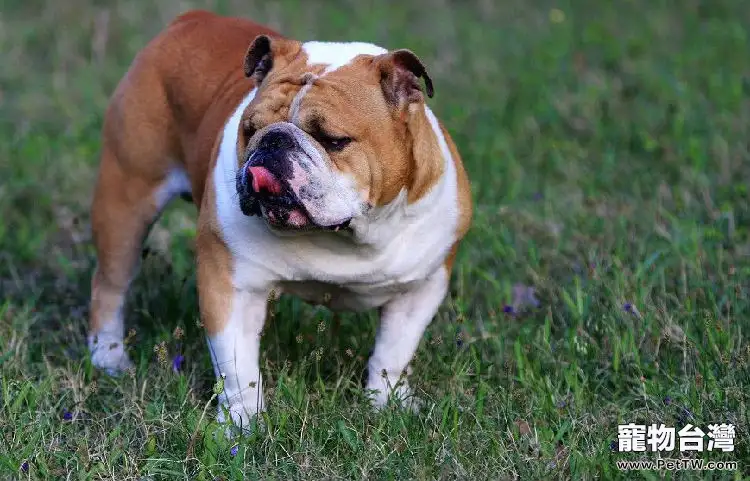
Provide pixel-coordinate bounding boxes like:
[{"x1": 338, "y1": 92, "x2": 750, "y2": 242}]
[{"x1": 88, "y1": 144, "x2": 188, "y2": 374}]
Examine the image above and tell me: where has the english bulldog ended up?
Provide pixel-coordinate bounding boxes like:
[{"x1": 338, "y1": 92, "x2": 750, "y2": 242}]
[{"x1": 88, "y1": 10, "x2": 472, "y2": 430}]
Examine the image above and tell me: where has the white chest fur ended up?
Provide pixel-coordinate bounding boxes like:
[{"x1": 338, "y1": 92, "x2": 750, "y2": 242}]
[{"x1": 212, "y1": 88, "x2": 459, "y2": 309}]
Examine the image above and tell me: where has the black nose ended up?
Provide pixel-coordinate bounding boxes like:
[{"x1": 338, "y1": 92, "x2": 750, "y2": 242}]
[{"x1": 257, "y1": 129, "x2": 296, "y2": 152}]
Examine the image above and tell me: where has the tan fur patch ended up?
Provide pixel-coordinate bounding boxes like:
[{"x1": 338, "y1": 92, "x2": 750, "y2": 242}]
[
  {"x1": 439, "y1": 122, "x2": 473, "y2": 273},
  {"x1": 196, "y1": 181, "x2": 235, "y2": 336}
]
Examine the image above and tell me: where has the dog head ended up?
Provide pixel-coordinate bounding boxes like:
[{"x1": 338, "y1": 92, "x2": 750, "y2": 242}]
[{"x1": 235, "y1": 35, "x2": 443, "y2": 233}]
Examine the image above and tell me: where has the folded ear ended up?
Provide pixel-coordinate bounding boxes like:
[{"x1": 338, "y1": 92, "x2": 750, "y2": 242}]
[
  {"x1": 243, "y1": 35, "x2": 299, "y2": 83},
  {"x1": 377, "y1": 49, "x2": 434, "y2": 109}
]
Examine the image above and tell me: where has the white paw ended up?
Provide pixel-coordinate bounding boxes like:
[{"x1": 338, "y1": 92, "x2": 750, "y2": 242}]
[
  {"x1": 366, "y1": 370, "x2": 423, "y2": 413},
  {"x1": 216, "y1": 400, "x2": 265, "y2": 439},
  {"x1": 88, "y1": 335, "x2": 133, "y2": 375},
  {"x1": 367, "y1": 387, "x2": 423, "y2": 413}
]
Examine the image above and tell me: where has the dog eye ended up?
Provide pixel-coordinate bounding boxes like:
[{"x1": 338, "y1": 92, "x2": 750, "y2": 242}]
[{"x1": 319, "y1": 135, "x2": 353, "y2": 152}]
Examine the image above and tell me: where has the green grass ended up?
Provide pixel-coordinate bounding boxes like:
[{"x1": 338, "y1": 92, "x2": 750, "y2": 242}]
[{"x1": 1, "y1": 0, "x2": 749, "y2": 479}]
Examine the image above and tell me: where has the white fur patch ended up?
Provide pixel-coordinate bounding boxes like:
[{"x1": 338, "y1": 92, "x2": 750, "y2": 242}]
[
  {"x1": 302, "y1": 41, "x2": 387, "y2": 74},
  {"x1": 284, "y1": 128, "x2": 364, "y2": 227},
  {"x1": 289, "y1": 74, "x2": 318, "y2": 124},
  {"x1": 88, "y1": 307, "x2": 133, "y2": 375},
  {"x1": 153, "y1": 167, "x2": 191, "y2": 210}
]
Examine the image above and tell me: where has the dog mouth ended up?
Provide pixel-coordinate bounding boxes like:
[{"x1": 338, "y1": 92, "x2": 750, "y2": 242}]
[
  {"x1": 262, "y1": 203, "x2": 352, "y2": 232},
  {"x1": 237, "y1": 166, "x2": 352, "y2": 232}
]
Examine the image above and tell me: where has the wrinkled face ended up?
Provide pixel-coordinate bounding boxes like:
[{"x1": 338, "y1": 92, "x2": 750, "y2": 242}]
[
  {"x1": 234, "y1": 38, "x2": 437, "y2": 233},
  {"x1": 236, "y1": 117, "x2": 363, "y2": 231}
]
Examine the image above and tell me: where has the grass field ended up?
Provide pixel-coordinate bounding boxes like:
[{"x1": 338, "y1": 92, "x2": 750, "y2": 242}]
[{"x1": 1, "y1": 0, "x2": 749, "y2": 479}]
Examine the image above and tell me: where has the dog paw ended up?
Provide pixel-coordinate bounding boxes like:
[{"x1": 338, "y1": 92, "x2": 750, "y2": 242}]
[
  {"x1": 88, "y1": 336, "x2": 134, "y2": 375},
  {"x1": 216, "y1": 401, "x2": 265, "y2": 439},
  {"x1": 366, "y1": 382, "x2": 423, "y2": 413}
]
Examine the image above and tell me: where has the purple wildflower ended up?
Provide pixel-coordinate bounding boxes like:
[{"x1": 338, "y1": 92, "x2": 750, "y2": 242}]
[
  {"x1": 502, "y1": 305, "x2": 514, "y2": 314},
  {"x1": 556, "y1": 399, "x2": 567, "y2": 409},
  {"x1": 230, "y1": 445, "x2": 239, "y2": 457},
  {"x1": 62, "y1": 410, "x2": 72, "y2": 421},
  {"x1": 20, "y1": 461, "x2": 29, "y2": 472},
  {"x1": 609, "y1": 440, "x2": 618, "y2": 452},
  {"x1": 172, "y1": 354, "x2": 185, "y2": 373},
  {"x1": 623, "y1": 303, "x2": 633, "y2": 312},
  {"x1": 663, "y1": 396, "x2": 672, "y2": 406}
]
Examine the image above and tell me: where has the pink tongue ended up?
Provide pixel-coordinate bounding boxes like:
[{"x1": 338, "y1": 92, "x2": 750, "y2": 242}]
[{"x1": 248, "y1": 166, "x2": 282, "y2": 194}]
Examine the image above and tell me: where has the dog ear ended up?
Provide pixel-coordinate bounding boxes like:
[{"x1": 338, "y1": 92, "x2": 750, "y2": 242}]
[
  {"x1": 376, "y1": 50, "x2": 441, "y2": 203},
  {"x1": 243, "y1": 35, "x2": 274, "y2": 81},
  {"x1": 244, "y1": 35, "x2": 299, "y2": 83},
  {"x1": 377, "y1": 49, "x2": 434, "y2": 108}
]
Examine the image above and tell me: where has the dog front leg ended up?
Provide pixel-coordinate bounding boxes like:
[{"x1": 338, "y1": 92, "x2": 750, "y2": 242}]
[
  {"x1": 197, "y1": 229, "x2": 268, "y2": 432},
  {"x1": 366, "y1": 267, "x2": 449, "y2": 409},
  {"x1": 206, "y1": 289, "x2": 268, "y2": 431}
]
